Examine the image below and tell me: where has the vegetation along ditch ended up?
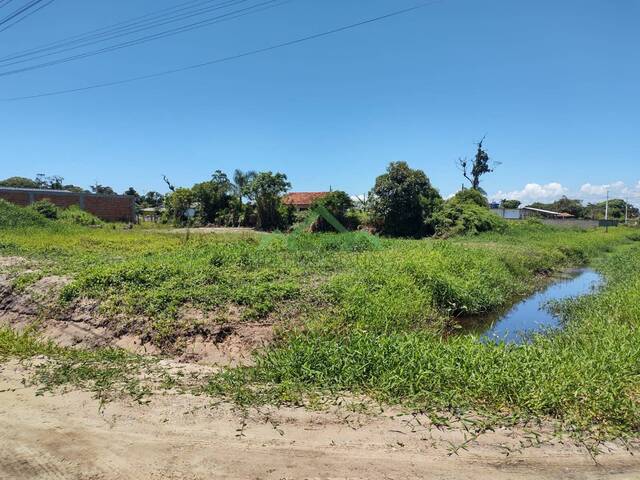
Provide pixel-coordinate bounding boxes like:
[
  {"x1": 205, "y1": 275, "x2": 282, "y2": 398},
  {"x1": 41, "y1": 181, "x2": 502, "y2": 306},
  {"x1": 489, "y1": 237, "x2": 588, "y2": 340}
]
[{"x1": 1, "y1": 198, "x2": 639, "y2": 450}]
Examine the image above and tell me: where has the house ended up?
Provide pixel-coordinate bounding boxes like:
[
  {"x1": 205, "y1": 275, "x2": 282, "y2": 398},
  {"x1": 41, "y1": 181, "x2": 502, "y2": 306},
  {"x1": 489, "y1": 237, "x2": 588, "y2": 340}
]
[{"x1": 282, "y1": 192, "x2": 330, "y2": 211}]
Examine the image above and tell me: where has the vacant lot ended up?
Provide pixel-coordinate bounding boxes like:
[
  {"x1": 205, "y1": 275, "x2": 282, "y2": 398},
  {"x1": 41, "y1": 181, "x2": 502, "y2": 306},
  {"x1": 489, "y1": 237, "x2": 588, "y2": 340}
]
[{"x1": 1, "y1": 214, "x2": 639, "y2": 477}]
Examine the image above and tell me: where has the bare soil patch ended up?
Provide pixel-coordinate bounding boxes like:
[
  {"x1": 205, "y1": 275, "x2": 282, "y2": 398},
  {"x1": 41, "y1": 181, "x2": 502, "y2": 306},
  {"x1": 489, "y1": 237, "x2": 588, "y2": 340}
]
[
  {"x1": 0, "y1": 361, "x2": 638, "y2": 480},
  {"x1": 0, "y1": 257, "x2": 274, "y2": 364}
]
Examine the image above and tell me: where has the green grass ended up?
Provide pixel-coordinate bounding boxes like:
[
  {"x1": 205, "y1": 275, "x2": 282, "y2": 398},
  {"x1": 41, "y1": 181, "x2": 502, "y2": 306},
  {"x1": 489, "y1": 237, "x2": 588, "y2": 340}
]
[
  {"x1": 0, "y1": 220, "x2": 635, "y2": 344},
  {"x1": 1, "y1": 213, "x2": 639, "y2": 442},
  {"x1": 204, "y1": 242, "x2": 640, "y2": 443}
]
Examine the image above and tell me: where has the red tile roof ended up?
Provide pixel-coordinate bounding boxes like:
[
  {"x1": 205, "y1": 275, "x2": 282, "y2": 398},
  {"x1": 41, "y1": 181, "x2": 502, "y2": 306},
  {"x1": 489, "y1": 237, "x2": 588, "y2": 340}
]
[{"x1": 282, "y1": 192, "x2": 329, "y2": 207}]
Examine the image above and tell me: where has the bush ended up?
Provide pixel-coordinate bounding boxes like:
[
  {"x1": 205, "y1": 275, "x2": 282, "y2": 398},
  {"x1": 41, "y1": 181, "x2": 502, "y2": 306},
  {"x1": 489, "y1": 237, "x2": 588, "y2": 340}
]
[
  {"x1": 449, "y1": 189, "x2": 489, "y2": 208},
  {"x1": 0, "y1": 199, "x2": 50, "y2": 227},
  {"x1": 58, "y1": 206, "x2": 103, "y2": 226},
  {"x1": 433, "y1": 198, "x2": 506, "y2": 237},
  {"x1": 29, "y1": 199, "x2": 59, "y2": 220},
  {"x1": 311, "y1": 191, "x2": 354, "y2": 232}
]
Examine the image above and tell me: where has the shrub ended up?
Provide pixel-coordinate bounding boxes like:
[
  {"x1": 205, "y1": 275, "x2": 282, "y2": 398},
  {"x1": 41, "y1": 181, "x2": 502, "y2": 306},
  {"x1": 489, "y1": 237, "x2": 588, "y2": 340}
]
[
  {"x1": 29, "y1": 199, "x2": 59, "y2": 220},
  {"x1": 58, "y1": 205, "x2": 103, "y2": 226},
  {"x1": 433, "y1": 199, "x2": 506, "y2": 237},
  {"x1": 0, "y1": 199, "x2": 50, "y2": 227},
  {"x1": 311, "y1": 191, "x2": 354, "y2": 232},
  {"x1": 449, "y1": 188, "x2": 489, "y2": 208}
]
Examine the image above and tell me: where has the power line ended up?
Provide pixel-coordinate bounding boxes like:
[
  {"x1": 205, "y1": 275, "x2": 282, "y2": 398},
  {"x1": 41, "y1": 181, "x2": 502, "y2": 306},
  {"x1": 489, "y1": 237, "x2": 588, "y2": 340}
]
[
  {"x1": 0, "y1": 0, "x2": 284, "y2": 76},
  {"x1": 0, "y1": 0, "x2": 279, "y2": 74},
  {"x1": 0, "y1": 0, "x2": 247, "y2": 64},
  {"x1": 0, "y1": 0, "x2": 46, "y2": 27},
  {"x1": 0, "y1": 0, "x2": 16, "y2": 10},
  {"x1": 2, "y1": 1, "x2": 441, "y2": 102},
  {"x1": 0, "y1": 0, "x2": 54, "y2": 33}
]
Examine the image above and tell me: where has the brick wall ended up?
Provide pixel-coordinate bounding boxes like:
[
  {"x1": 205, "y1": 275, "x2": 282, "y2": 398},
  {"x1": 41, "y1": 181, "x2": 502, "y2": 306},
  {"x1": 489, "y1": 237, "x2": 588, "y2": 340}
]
[
  {"x1": 83, "y1": 195, "x2": 135, "y2": 222},
  {"x1": 0, "y1": 190, "x2": 31, "y2": 207},
  {"x1": 0, "y1": 188, "x2": 135, "y2": 222}
]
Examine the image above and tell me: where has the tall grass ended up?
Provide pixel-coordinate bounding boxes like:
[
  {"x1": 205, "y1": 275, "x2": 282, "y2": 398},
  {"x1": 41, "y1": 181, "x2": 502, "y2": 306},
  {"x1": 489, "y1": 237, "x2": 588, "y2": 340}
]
[
  {"x1": 0, "y1": 220, "x2": 636, "y2": 345},
  {"x1": 208, "y1": 243, "x2": 640, "y2": 440},
  {"x1": 1, "y1": 217, "x2": 639, "y2": 439}
]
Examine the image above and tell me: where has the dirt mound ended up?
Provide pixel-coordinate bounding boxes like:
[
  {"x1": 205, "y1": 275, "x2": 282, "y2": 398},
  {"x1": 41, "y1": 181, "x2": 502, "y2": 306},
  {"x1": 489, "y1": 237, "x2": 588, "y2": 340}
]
[{"x1": 0, "y1": 258, "x2": 274, "y2": 364}]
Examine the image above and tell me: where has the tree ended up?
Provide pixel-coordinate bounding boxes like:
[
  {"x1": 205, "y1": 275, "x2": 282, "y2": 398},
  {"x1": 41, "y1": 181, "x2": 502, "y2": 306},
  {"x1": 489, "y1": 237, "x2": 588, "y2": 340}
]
[
  {"x1": 584, "y1": 199, "x2": 639, "y2": 220},
  {"x1": 246, "y1": 172, "x2": 291, "y2": 230},
  {"x1": 311, "y1": 190, "x2": 354, "y2": 232},
  {"x1": 529, "y1": 196, "x2": 584, "y2": 217},
  {"x1": 141, "y1": 191, "x2": 164, "y2": 208},
  {"x1": 458, "y1": 138, "x2": 496, "y2": 192},
  {"x1": 232, "y1": 169, "x2": 257, "y2": 206},
  {"x1": 369, "y1": 162, "x2": 441, "y2": 237},
  {"x1": 164, "y1": 188, "x2": 194, "y2": 226},
  {"x1": 500, "y1": 199, "x2": 521, "y2": 209},
  {"x1": 0, "y1": 176, "x2": 39, "y2": 188},
  {"x1": 192, "y1": 170, "x2": 234, "y2": 224},
  {"x1": 124, "y1": 187, "x2": 140, "y2": 198},
  {"x1": 36, "y1": 174, "x2": 65, "y2": 190},
  {"x1": 62, "y1": 184, "x2": 86, "y2": 193},
  {"x1": 91, "y1": 183, "x2": 117, "y2": 195}
]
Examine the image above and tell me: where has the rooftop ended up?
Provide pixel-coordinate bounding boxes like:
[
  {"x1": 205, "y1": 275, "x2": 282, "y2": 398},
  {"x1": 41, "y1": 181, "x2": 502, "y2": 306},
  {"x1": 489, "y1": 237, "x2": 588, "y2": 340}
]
[{"x1": 282, "y1": 192, "x2": 329, "y2": 207}]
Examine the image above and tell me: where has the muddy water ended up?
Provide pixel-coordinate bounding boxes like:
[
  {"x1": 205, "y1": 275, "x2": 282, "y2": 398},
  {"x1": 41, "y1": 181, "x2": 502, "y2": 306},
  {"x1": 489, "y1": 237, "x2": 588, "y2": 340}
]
[{"x1": 464, "y1": 268, "x2": 603, "y2": 343}]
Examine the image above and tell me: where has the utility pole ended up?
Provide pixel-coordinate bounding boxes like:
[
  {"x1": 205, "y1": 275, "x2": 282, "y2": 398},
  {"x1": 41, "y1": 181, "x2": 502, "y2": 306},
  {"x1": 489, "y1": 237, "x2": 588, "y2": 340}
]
[
  {"x1": 625, "y1": 197, "x2": 629, "y2": 224},
  {"x1": 605, "y1": 190, "x2": 609, "y2": 233}
]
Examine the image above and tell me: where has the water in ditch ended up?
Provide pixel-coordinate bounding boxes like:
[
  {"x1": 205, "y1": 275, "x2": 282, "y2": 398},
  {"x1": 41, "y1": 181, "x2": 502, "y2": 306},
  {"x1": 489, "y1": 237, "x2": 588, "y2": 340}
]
[{"x1": 463, "y1": 268, "x2": 603, "y2": 343}]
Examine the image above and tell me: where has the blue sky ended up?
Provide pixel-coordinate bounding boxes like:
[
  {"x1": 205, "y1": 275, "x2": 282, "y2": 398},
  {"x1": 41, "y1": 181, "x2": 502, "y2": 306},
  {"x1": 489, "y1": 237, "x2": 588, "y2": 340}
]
[{"x1": 1, "y1": 0, "x2": 639, "y2": 205}]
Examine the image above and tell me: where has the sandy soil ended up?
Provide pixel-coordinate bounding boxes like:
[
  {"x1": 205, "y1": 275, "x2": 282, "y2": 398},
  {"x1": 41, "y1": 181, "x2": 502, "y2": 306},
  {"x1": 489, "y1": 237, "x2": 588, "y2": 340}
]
[{"x1": 1, "y1": 363, "x2": 639, "y2": 480}]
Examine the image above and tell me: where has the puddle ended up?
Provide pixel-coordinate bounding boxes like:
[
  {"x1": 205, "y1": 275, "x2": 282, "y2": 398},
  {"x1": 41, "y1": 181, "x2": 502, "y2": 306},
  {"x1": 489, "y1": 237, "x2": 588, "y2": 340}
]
[{"x1": 461, "y1": 268, "x2": 603, "y2": 343}]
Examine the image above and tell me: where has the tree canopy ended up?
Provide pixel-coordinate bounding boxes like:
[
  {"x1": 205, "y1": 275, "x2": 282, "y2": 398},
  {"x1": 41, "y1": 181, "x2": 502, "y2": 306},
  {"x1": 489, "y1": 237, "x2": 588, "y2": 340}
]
[
  {"x1": 246, "y1": 172, "x2": 291, "y2": 230},
  {"x1": 370, "y1": 161, "x2": 441, "y2": 237}
]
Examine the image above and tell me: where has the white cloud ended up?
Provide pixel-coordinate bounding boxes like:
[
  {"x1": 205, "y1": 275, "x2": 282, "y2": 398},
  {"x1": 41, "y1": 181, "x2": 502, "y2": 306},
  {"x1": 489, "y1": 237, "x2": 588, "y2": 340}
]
[
  {"x1": 490, "y1": 182, "x2": 568, "y2": 204},
  {"x1": 579, "y1": 181, "x2": 626, "y2": 196},
  {"x1": 490, "y1": 180, "x2": 640, "y2": 208}
]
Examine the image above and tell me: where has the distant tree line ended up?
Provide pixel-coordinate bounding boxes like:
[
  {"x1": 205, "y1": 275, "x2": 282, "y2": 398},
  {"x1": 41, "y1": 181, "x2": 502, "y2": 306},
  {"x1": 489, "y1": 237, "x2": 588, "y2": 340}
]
[
  {"x1": 9, "y1": 139, "x2": 587, "y2": 235},
  {"x1": 525, "y1": 196, "x2": 639, "y2": 220}
]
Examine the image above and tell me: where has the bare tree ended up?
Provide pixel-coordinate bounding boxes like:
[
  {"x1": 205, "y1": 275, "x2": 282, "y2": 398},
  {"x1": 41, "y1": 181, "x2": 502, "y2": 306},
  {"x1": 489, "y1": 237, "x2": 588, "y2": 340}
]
[
  {"x1": 162, "y1": 175, "x2": 176, "y2": 192},
  {"x1": 457, "y1": 137, "x2": 497, "y2": 192}
]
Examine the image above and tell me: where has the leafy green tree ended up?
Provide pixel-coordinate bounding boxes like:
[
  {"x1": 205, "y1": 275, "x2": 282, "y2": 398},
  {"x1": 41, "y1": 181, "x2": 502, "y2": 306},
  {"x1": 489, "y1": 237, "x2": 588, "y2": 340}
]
[
  {"x1": 62, "y1": 184, "x2": 86, "y2": 193},
  {"x1": 164, "y1": 188, "x2": 195, "y2": 226},
  {"x1": 529, "y1": 196, "x2": 584, "y2": 217},
  {"x1": 0, "y1": 176, "x2": 39, "y2": 188},
  {"x1": 500, "y1": 199, "x2": 521, "y2": 209},
  {"x1": 91, "y1": 183, "x2": 117, "y2": 195},
  {"x1": 141, "y1": 191, "x2": 164, "y2": 208},
  {"x1": 584, "y1": 199, "x2": 639, "y2": 220},
  {"x1": 369, "y1": 162, "x2": 441, "y2": 237},
  {"x1": 124, "y1": 187, "x2": 140, "y2": 199},
  {"x1": 36, "y1": 174, "x2": 65, "y2": 190},
  {"x1": 232, "y1": 169, "x2": 257, "y2": 206},
  {"x1": 192, "y1": 170, "x2": 234, "y2": 225},
  {"x1": 311, "y1": 191, "x2": 354, "y2": 232},
  {"x1": 246, "y1": 172, "x2": 291, "y2": 230}
]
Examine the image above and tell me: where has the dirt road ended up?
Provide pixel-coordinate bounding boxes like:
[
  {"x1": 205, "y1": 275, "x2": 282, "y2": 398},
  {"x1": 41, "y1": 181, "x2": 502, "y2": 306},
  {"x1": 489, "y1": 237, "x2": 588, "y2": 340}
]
[{"x1": 1, "y1": 362, "x2": 639, "y2": 480}]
